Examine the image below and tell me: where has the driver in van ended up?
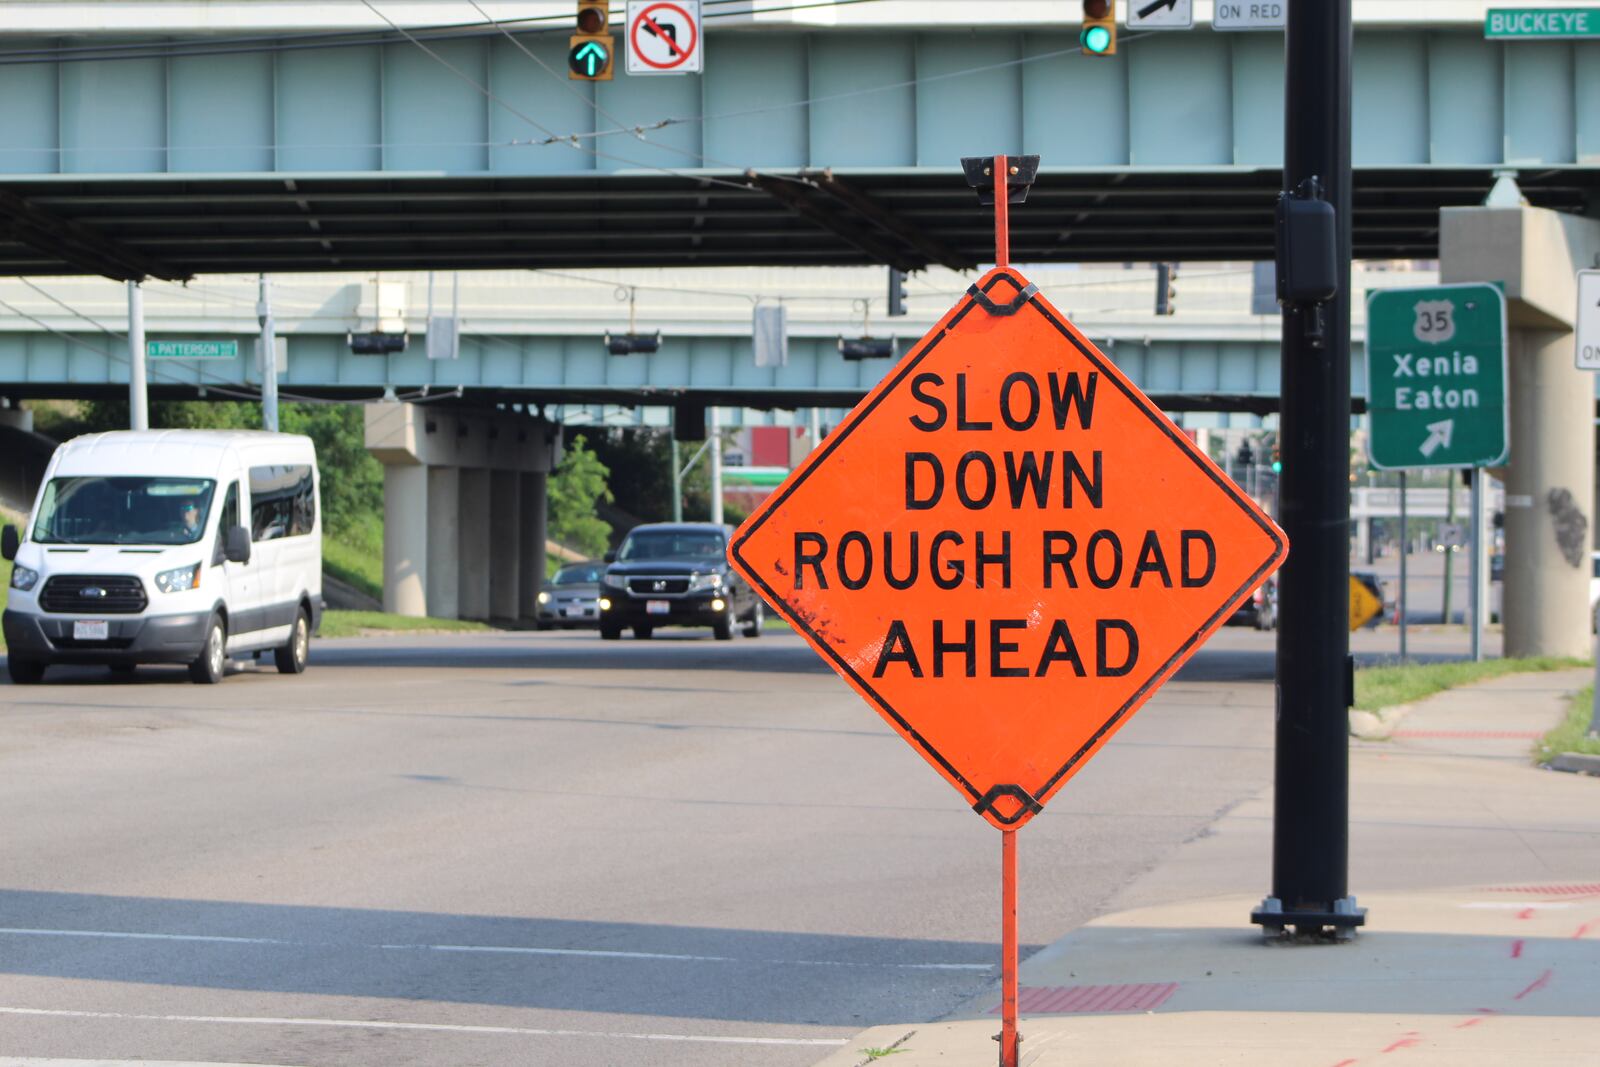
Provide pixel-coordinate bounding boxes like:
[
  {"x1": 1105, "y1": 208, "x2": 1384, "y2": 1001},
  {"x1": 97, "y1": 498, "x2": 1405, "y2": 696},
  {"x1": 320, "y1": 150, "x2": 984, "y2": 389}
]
[{"x1": 180, "y1": 500, "x2": 202, "y2": 538}]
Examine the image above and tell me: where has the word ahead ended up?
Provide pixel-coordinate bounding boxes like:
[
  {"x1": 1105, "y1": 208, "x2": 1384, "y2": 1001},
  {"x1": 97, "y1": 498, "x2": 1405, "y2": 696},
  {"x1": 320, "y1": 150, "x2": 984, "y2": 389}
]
[{"x1": 730, "y1": 268, "x2": 1286, "y2": 829}]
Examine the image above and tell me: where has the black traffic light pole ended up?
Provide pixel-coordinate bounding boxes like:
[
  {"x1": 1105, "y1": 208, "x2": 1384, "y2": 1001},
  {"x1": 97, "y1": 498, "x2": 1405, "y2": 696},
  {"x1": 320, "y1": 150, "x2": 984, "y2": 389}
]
[{"x1": 1251, "y1": 0, "x2": 1365, "y2": 939}]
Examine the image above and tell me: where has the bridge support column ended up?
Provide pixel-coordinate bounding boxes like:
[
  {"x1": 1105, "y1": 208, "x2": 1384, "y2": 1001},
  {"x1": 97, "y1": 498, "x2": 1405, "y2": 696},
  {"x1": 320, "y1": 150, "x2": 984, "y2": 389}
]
[
  {"x1": 366, "y1": 404, "x2": 560, "y2": 620},
  {"x1": 490, "y1": 471, "x2": 522, "y2": 621},
  {"x1": 1442, "y1": 205, "x2": 1600, "y2": 658},
  {"x1": 457, "y1": 468, "x2": 492, "y2": 621}
]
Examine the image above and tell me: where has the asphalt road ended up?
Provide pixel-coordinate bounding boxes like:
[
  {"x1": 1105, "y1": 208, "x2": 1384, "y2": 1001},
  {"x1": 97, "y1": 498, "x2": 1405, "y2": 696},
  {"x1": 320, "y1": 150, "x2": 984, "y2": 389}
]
[{"x1": 0, "y1": 623, "x2": 1443, "y2": 1066}]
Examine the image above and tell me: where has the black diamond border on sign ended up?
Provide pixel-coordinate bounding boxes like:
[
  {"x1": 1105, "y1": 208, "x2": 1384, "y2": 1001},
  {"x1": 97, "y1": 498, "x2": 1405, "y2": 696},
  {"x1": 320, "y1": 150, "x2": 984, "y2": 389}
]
[{"x1": 730, "y1": 268, "x2": 1287, "y2": 818}]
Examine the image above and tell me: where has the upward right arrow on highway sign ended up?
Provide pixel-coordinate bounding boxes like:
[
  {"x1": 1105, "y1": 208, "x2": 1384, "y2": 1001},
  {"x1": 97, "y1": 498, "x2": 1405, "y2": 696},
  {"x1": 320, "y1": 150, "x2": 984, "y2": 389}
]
[{"x1": 1365, "y1": 283, "x2": 1508, "y2": 470}]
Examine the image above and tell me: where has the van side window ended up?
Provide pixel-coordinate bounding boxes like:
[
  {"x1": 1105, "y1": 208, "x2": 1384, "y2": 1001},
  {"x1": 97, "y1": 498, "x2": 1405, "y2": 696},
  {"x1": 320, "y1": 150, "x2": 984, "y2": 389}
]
[
  {"x1": 214, "y1": 482, "x2": 239, "y2": 564},
  {"x1": 249, "y1": 465, "x2": 315, "y2": 541}
]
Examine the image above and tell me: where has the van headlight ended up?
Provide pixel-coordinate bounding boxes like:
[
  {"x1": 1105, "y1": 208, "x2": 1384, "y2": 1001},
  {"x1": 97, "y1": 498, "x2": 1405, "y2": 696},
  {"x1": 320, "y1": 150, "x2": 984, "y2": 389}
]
[
  {"x1": 537, "y1": 591, "x2": 551, "y2": 605},
  {"x1": 687, "y1": 573, "x2": 723, "y2": 593},
  {"x1": 9, "y1": 563, "x2": 39, "y2": 592},
  {"x1": 154, "y1": 562, "x2": 201, "y2": 593}
]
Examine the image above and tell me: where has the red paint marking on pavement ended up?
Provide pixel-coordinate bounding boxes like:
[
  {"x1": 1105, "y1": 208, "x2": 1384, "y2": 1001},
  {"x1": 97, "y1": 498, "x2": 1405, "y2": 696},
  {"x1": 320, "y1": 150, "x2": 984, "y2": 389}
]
[
  {"x1": 1510, "y1": 939, "x2": 1524, "y2": 958},
  {"x1": 1454, "y1": 1017, "x2": 1487, "y2": 1029},
  {"x1": 1380, "y1": 1033, "x2": 1422, "y2": 1053},
  {"x1": 1329, "y1": 1060, "x2": 1359, "y2": 1066},
  {"x1": 1489, "y1": 883, "x2": 1600, "y2": 896},
  {"x1": 1517, "y1": 908, "x2": 1535, "y2": 920},
  {"x1": 987, "y1": 982, "x2": 1178, "y2": 1014},
  {"x1": 1513, "y1": 969, "x2": 1553, "y2": 1000},
  {"x1": 1571, "y1": 921, "x2": 1596, "y2": 940}
]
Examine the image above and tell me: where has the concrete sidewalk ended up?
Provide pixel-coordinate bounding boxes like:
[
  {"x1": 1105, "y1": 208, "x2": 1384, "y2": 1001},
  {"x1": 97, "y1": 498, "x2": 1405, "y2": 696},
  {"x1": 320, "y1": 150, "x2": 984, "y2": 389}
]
[{"x1": 816, "y1": 669, "x2": 1600, "y2": 1067}]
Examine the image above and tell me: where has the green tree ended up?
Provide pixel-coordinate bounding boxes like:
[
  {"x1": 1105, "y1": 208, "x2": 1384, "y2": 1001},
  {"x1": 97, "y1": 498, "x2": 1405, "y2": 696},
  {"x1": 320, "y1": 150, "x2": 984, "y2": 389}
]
[{"x1": 548, "y1": 434, "x2": 614, "y2": 557}]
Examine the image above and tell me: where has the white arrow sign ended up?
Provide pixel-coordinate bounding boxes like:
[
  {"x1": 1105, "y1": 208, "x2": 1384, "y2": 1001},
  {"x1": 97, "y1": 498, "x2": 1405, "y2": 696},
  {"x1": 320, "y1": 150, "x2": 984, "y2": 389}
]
[
  {"x1": 1127, "y1": 0, "x2": 1193, "y2": 30},
  {"x1": 1419, "y1": 418, "x2": 1454, "y2": 458}
]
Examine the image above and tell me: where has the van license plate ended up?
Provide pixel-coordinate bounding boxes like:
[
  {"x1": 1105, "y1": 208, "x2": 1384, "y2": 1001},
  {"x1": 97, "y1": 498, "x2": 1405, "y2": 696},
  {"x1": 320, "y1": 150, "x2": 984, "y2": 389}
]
[
  {"x1": 74, "y1": 620, "x2": 110, "y2": 641},
  {"x1": 646, "y1": 600, "x2": 671, "y2": 615}
]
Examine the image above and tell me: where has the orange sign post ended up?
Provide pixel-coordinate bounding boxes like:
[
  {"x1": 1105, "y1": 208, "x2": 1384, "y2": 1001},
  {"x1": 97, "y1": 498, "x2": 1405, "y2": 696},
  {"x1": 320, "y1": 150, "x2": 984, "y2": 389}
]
[{"x1": 728, "y1": 156, "x2": 1287, "y2": 1066}]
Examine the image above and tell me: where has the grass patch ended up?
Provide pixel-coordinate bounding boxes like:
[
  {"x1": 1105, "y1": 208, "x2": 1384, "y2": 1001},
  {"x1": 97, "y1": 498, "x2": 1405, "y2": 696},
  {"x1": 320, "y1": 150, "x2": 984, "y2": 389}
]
[
  {"x1": 1536, "y1": 683, "x2": 1600, "y2": 763},
  {"x1": 322, "y1": 514, "x2": 384, "y2": 602},
  {"x1": 1355, "y1": 656, "x2": 1590, "y2": 713},
  {"x1": 319, "y1": 610, "x2": 489, "y2": 639}
]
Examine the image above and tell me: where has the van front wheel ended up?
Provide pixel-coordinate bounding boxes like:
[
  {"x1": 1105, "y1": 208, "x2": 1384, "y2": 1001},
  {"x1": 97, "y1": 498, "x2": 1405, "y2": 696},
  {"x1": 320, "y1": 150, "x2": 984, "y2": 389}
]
[
  {"x1": 189, "y1": 615, "x2": 226, "y2": 685},
  {"x1": 275, "y1": 608, "x2": 310, "y2": 675},
  {"x1": 7, "y1": 656, "x2": 45, "y2": 685}
]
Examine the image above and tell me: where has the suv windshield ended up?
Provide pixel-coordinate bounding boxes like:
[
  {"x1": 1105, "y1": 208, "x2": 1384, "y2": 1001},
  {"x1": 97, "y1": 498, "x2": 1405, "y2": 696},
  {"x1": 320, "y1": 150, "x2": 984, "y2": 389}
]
[
  {"x1": 618, "y1": 529, "x2": 726, "y2": 563},
  {"x1": 553, "y1": 563, "x2": 605, "y2": 585},
  {"x1": 32, "y1": 476, "x2": 217, "y2": 546}
]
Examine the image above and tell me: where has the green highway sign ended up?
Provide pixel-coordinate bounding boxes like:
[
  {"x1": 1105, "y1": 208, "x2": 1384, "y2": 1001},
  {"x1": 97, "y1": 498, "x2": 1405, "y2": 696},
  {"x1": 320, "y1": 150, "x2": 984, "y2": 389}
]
[
  {"x1": 1485, "y1": 8, "x2": 1599, "y2": 38},
  {"x1": 1366, "y1": 283, "x2": 1508, "y2": 470},
  {"x1": 146, "y1": 340, "x2": 238, "y2": 360}
]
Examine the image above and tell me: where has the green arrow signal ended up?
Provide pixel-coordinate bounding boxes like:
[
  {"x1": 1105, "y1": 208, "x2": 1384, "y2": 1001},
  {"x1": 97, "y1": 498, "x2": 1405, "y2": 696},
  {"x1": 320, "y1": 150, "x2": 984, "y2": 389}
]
[{"x1": 574, "y1": 41, "x2": 608, "y2": 77}]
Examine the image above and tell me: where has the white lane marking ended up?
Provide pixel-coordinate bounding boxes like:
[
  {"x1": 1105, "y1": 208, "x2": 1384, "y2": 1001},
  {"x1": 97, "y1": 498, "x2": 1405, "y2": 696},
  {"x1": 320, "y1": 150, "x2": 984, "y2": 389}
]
[
  {"x1": 0, "y1": 1059, "x2": 294, "y2": 1066},
  {"x1": 0, "y1": 1007, "x2": 849, "y2": 1048},
  {"x1": 0, "y1": 927, "x2": 990, "y2": 972}
]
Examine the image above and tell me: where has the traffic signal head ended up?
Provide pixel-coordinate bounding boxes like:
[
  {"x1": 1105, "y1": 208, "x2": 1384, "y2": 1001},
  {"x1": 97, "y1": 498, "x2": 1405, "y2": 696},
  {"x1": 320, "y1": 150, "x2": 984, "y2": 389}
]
[
  {"x1": 576, "y1": 0, "x2": 609, "y2": 34},
  {"x1": 1081, "y1": 0, "x2": 1117, "y2": 55},
  {"x1": 569, "y1": 1, "x2": 613, "y2": 81},
  {"x1": 888, "y1": 268, "x2": 908, "y2": 317}
]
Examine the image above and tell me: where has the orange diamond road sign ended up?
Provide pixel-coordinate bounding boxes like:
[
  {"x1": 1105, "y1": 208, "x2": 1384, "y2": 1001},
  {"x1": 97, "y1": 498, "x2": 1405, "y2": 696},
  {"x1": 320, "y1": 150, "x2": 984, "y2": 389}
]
[{"x1": 728, "y1": 267, "x2": 1288, "y2": 829}]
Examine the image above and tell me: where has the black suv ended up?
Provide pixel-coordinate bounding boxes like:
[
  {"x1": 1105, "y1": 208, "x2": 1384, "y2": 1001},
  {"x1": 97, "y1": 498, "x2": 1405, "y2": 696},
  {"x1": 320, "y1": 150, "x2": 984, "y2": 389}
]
[{"x1": 598, "y1": 522, "x2": 763, "y2": 640}]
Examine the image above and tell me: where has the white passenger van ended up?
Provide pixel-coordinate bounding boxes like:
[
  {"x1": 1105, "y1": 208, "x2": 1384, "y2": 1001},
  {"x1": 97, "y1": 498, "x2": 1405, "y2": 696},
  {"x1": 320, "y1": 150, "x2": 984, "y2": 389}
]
[{"x1": 2, "y1": 430, "x2": 322, "y2": 685}]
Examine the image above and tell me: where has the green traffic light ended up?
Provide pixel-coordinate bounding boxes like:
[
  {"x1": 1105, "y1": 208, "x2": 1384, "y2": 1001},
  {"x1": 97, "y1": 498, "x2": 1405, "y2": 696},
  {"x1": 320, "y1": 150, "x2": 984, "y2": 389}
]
[
  {"x1": 1080, "y1": 25, "x2": 1113, "y2": 54},
  {"x1": 569, "y1": 40, "x2": 609, "y2": 78},
  {"x1": 1271, "y1": 461, "x2": 1282, "y2": 473}
]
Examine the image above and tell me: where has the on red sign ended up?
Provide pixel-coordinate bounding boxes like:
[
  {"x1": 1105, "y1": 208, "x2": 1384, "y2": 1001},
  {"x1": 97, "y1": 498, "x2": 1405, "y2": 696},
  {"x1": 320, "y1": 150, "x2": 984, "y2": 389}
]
[{"x1": 730, "y1": 267, "x2": 1287, "y2": 829}]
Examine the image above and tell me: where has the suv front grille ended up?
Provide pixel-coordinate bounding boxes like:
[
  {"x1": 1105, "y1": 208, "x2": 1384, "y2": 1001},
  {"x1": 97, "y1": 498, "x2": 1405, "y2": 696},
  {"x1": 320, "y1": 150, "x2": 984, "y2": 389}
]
[
  {"x1": 626, "y1": 576, "x2": 691, "y2": 596},
  {"x1": 39, "y1": 574, "x2": 148, "y2": 615}
]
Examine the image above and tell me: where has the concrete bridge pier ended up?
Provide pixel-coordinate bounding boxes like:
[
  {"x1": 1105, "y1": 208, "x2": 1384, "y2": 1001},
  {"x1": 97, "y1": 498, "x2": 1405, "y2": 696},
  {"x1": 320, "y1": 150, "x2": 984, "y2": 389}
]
[
  {"x1": 1441, "y1": 205, "x2": 1600, "y2": 658},
  {"x1": 365, "y1": 403, "x2": 560, "y2": 622}
]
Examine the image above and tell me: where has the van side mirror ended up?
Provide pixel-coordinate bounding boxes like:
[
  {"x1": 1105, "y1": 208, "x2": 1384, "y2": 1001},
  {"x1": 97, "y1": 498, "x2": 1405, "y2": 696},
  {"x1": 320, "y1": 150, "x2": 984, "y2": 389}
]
[
  {"x1": 604, "y1": 550, "x2": 616, "y2": 563},
  {"x1": 1, "y1": 525, "x2": 17, "y2": 562},
  {"x1": 224, "y1": 525, "x2": 252, "y2": 564}
]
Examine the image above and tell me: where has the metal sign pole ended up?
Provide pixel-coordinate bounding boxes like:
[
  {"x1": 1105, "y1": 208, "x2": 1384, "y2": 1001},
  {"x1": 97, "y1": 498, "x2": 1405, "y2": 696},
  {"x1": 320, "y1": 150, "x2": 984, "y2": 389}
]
[
  {"x1": 1399, "y1": 471, "x2": 1408, "y2": 661},
  {"x1": 1000, "y1": 828, "x2": 1019, "y2": 1067},
  {"x1": 1470, "y1": 468, "x2": 1484, "y2": 661},
  {"x1": 126, "y1": 281, "x2": 148, "y2": 431},
  {"x1": 990, "y1": 150, "x2": 1022, "y2": 1067}
]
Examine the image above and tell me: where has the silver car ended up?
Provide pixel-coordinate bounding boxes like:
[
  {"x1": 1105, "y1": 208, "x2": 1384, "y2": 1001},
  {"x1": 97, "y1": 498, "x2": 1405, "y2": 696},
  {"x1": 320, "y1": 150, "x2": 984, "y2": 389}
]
[{"x1": 535, "y1": 561, "x2": 606, "y2": 629}]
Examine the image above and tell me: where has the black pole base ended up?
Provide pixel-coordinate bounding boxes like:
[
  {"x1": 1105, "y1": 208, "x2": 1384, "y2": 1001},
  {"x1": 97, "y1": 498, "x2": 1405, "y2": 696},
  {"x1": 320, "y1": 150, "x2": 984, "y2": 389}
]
[{"x1": 1250, "y1": 896, "x2": 1366, "y2": 941}]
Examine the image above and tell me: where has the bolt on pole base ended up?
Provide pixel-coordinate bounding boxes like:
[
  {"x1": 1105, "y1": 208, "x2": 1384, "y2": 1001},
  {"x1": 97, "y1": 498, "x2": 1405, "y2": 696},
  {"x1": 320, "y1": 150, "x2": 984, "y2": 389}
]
[{"x1": 1250, "y1": 895, "x2": 1366, "y2": 942}]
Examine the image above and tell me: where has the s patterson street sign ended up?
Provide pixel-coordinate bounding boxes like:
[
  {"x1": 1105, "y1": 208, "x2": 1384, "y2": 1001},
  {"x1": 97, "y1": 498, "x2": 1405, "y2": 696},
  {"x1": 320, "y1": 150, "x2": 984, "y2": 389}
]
[
  {"x1": 728, "y1": 267, "x2": 1287, "y2": 830},
  {"x1": 146, "y1": 340, "x2": 238, "y2": 360},
  {"x1": 1366, "y1": 283, "x2": 1508, "y2": 470}
]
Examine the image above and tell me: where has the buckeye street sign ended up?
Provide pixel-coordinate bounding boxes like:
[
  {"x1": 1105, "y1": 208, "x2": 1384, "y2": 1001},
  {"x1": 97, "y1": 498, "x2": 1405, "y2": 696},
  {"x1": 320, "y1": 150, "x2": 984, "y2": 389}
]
[
  {"x1": 146, "y1": 340, "x2": 238, "y2": 360},
  {"x1": 1577, "y1": 270, "x2": 1600, "y2": 371},
  {"x1": 1213, "y1": 2, "x2": 1286, "y2": 31},
  {"x1": 1366, "y1": 283, "x2": 1508, "y2": 470},
  {"x1": 1127, "y1": 0, "x2": 1193, "y2": 31},
  {"x1": 1485, "y1": 8, "x2": 1600, "y2": 39},
  {"x1": 729, "y1": 267, "x2": 1287, "y2": 830},
  {"x1": 626, "y1": 0, "x2": 701, "y2": 75}
]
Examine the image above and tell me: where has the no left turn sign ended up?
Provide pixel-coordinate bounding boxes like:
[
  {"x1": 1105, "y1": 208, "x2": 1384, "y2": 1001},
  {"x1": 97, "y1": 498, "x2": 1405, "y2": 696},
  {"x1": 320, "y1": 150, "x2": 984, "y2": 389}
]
[{"x1": 626, "y1": 0, "x2": 701, "y2": 75}]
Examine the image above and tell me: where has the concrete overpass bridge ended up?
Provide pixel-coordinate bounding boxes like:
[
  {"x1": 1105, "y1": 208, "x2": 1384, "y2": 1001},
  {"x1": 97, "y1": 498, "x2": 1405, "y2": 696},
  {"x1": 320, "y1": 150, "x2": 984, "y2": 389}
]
[{"x1": 0, "y1": 2, "x2": 1594, "y2": 277}]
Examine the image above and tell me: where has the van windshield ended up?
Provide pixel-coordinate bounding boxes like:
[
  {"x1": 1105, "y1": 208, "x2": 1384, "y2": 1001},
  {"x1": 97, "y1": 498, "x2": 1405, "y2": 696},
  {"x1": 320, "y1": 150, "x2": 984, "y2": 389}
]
[{"x1": 32, "y1": 476, "x2": 217, "y2": 546}]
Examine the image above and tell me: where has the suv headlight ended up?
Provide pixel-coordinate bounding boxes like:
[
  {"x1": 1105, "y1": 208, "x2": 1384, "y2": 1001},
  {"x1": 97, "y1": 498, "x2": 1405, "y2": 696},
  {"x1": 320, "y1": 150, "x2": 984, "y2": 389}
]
[
  {"x1": 537, "y1": 591, "x2": 551, "y2": 605},
  {"x1": 9, "y1": 563, "x2": 39, "y2": 592},
  {"x1": 154, "y1": 562, "x2": 201, "y2": 593},
  {"x1": 687, "y1": 573, "x2": 723, "y2": 593}
]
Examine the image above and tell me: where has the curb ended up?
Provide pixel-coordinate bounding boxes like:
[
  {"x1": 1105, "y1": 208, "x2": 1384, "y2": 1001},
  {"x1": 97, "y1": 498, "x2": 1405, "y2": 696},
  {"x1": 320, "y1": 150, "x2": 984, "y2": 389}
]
[
  {"x1": 1348, "y1": 703, "x2": 1412, "y2": 741},
  {"x1": 1549, "y1": 751, "x2": 1600, "y2": 777}
]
